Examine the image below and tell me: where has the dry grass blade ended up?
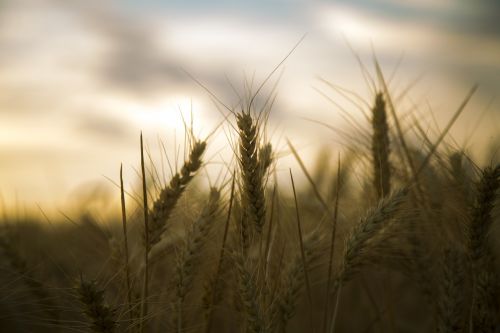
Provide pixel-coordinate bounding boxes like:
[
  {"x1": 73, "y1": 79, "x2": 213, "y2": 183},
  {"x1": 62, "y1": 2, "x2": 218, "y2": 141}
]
[
  {"x1": 248, "y1": 33, "x2": 306, "y2": 113},
  {"x1": 287, "y1": 139, "x2": 333, "y2": 219}
]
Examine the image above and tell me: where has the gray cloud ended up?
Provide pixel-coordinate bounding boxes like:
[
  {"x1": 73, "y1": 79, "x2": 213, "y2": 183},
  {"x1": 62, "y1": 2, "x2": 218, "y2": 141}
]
[
  {"x1": 464, "y1": 1, "x2": 500, "y2": 37},
  {"x1": 332, "y1": 0, "x2": 500, "y2": 40},
  {"x1": 57, "y1": 0, "x2": 303, "y2": 102},
  {"x1": 64, "y1": 3, "x2": 186, "y2": 95}
]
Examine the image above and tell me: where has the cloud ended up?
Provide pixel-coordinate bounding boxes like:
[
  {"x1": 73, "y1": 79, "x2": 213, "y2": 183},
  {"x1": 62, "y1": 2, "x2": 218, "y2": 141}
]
[
  {"x1": 0, "y1": 0, "x2": 499, "y2": 211},
  {"x1": 50, "y1": 1, "x2": 187, "y2": 95},
  {"x1": 462, "y1": 1, "x2": 500, "y2": 37},
  {"x1": 75, "y1": 112, "x2": 135, "y2": 142},
  {"x1": 326, "y1": 0, "x2": 500, "y2": 40}
]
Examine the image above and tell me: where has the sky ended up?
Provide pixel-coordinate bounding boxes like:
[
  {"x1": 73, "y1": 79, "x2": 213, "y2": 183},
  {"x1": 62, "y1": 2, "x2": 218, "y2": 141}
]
[{"x1": 1, "y1": 0, "x2": 500, "y2": 216}]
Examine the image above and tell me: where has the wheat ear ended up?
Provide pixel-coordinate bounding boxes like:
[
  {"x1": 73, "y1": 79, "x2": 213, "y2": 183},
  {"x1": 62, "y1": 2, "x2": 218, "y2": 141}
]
[
  {"x1": 148, "y1": 140, "x2": 206, "y2": 247},
  {"x1": 76, "y1": 278, "x2": 117, "y2": 333},
  {"x1": 329, "y1": 187, "x2": 408, "y2": 333},
  {"x1": 237, "y1": 111, "x2": 267, "y2": 233},
  {"x1": 275, "y1": 232, "x2": 321, "y2": 332},
  {"x1": 371, "y1": 92, "x2": 391, "y2": 199},
  {"x1": 0, "y1": 234, "x2": 60, "y2": 329},
  {"x1": 469, "y1": 165, "x2": 500, "y2": 333},
  {"x1": 174, "y1": 188, "x2": 221, "y2": 332},
  {"x1": 235, "y1": 251, "x2": 266, "y2": 333},
  {"x1": 436, "y1": 249, "x2": 466, "y2": 333},
  {"x1": 205, "y1": 177, "x2": 236, "y2": 333},
  {"x1": 339, "y1": 187, "x2": 408, "y2": 284}
]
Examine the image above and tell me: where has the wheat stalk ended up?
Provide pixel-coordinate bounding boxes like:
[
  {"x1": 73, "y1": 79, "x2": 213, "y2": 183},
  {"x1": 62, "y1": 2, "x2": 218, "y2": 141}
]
[
  {"x1": 139, "y1": 133, "x2": 150, "y2": 333},
  {"x1": 119, "y1": 164, "x2": 133, "y2": 324},
  {"x1": 323, "y1": 156, "x2": 342, "y2": 333},
  {"x1": 289, "y1": 169, "x2": 314, "y2": 331}
]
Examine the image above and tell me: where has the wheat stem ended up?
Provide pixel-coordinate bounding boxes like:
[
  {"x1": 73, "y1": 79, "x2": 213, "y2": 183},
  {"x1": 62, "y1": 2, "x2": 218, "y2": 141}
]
[
  {"x1": 119, "y1": 164, "x2": 133, "y2": 324},
  {"x1": 290, "y1": 169, "x2": 314, "y2": 332},
  {"x1": 139, "y1": 133, "x2": 149, "y2": 333}
]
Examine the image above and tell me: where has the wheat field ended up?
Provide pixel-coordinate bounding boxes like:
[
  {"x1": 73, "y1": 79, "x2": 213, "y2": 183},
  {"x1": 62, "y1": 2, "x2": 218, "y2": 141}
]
[{"x1": 0, "y1": 59, "x2": 499, "y2": 333}]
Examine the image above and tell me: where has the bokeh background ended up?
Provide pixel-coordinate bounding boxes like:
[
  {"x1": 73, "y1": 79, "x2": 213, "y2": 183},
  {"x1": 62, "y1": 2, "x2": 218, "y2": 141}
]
[{"x1": 1, "y1": 0, "x2": 500, "y2": 216}]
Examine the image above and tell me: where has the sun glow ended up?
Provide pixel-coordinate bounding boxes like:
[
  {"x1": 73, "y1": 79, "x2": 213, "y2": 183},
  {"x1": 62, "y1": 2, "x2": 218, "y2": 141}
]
[
  {"x1": 133, "y1": 97, "x2": 203, "y2": 132},
  {"x1": 98, "y1": 95, "x2": 206, "y2": 135},
  {"x1": 321, "y1": 8, "x2": 379, "y2": 41}
]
